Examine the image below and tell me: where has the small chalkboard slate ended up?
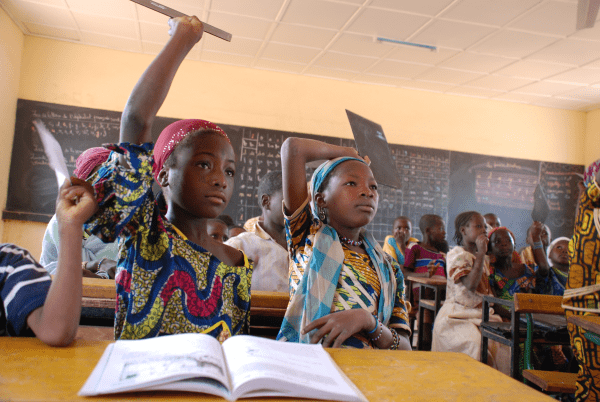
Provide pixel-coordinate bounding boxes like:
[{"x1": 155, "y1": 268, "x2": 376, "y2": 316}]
[{"x1": 345, "y1": 110, "x2": 401, "y2": 189}]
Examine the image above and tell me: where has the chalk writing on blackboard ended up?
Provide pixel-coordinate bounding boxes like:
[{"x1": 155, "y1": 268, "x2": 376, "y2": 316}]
[{"x1": 470, "y1": 162, "x2": 538, "y2": 210}]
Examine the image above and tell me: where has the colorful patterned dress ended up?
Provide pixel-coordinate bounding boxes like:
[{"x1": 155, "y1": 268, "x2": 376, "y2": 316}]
[
  {"x1": 564, "y1": 180, "x2": 600, "y2": 401},
  {"x1": 488, "y1": 263, "x2": 546, "y2": 303},
  {"x1": 86, "y1": 143, "x2": 252, "y2": 341},
  {"x1": 284, "y1": 198, "x2": 411, "y2": 348}
]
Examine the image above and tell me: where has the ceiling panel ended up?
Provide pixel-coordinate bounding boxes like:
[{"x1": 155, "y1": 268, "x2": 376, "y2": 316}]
[{"x1": 4, "y1": 0, "x2": 600, "y2": 110}]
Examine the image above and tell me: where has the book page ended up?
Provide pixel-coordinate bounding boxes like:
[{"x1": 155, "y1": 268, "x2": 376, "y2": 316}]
[
  {"x1": 79, "y1": 333, "x2": 231, "y2": 396},
  {"x1": 222, "y1": 336, "x2": 364, "y2": 401}
]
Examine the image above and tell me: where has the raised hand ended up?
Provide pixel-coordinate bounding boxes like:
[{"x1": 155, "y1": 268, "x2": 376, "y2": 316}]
[
  {"x1": 56, "y1": 177, "x2": 98, "y2": 229},
  {"x1": 168, "y1": 15, "x2": 204, "y2": 44},
  {"x1": 475, "y1": 233, "x2": 488, "y2": 256}
]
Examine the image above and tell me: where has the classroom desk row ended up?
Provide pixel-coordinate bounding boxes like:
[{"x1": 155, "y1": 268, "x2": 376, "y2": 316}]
[{"x1": 1, "y1": 337, "x2": 554, "y2": 402}]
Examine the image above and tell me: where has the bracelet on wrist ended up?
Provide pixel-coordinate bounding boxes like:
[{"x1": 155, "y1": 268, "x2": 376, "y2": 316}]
[
  {"x1": 532, "y1": 241, "x2": 543, "y2": 250},
  {"x1": 366, "y1": 316, "x2": 379, "y2": 335},
  {"x1": 389, "y1": 329, "x2": 400, "y2": 350},
  {"x1": 370, "y1": 321, "x2": 383, "y2": 342}
]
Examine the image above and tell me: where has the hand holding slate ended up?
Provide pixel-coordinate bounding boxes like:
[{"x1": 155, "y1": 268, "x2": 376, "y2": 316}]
[{"x1": 531, "y1": 183, "x2": 550, "y2": 223}]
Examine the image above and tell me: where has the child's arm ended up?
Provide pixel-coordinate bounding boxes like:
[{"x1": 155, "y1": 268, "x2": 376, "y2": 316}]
[
  {"x1": 280, "y1": 137, "x2": 361, "y2": 214},
  {"x1": 460, "y1": 234, "x2": 488, "y2": 292},
  {"x1": 529, "y1": 221, "x2": 550, "y2": 277},
  {"x1": 26, "y1": 177, "x2": 98, "y2": 346},
  {"x1": 119, "y1": 16, "x2": 203, "y2": 159}
]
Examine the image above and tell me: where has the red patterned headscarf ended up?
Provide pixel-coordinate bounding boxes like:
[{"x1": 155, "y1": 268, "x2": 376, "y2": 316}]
[
  {"x1": 152, "y1": 119, "x2": 230, "y2": 182},
  {"x1": 584, "y1": 159, "x2": 600, "y2": 187},
  {"x1": 74, "y1": 147, "x2": 112, "y2": 180}
]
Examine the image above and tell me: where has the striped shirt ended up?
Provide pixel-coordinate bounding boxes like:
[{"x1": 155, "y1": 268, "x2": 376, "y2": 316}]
[{"x1": 0, "y1": 244, "x2": 51, "y2": 336}]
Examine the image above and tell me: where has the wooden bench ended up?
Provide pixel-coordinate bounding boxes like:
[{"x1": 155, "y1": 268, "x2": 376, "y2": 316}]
[{"x1": 522, "y1": 370, "x2": 578, "y2": 393}]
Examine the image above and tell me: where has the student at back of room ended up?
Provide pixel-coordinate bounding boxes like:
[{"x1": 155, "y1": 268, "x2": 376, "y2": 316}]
[
  {"x1": 276, "y1": 137, "x2": 411, "y2": 350},
  {"x1": 85, "y1": 16, "x2": 252, "y2": 341},
  {"x1": 382, "y1": 216, "x2": 419, "y2": 267}
]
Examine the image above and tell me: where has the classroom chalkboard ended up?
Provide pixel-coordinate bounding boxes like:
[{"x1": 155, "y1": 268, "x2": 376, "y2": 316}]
[{"x1": 6, "y1": 99, "x2": 583, "y2": 249}]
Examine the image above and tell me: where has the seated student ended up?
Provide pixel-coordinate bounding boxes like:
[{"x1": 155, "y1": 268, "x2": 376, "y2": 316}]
[
  {"x1": 2, "y1": 177, "x2": 97, "y2": 346},
  {"x1": 432, "y1": 212, "x2": 506, "y2": 372},
  {"x1": 520, "y1": 223, "x2": 551, "y2": 266},
  {"x1": 225, "y1": 171, "x2": 288, "y2": 292},
  {"x1": 488, "y1": 224, "x2": 549, "y2": 309},
  {"x1": 40, "y1": 147, "x2": 119, "y2": 279},
  {"x1": 207, "y1": 218, "x2": 229, "y2": 243},
  {"x1": 277, "y1": 137, "x2": 411, "y2": 350},
  {"x1": 484, "y1": 213, "x2": 501, "y2": 229},
  {"x1": 545, "y1": 237, "x2": 570, "y2": 296},
  {"x1": 243, "y1": 216, "x2": 261, "y2": 233},
  {"x1": 403, "y1": 214, "x2": 448, "y2": 349},
  {"x1": 382, "y1": 216, "x2": 419, "y2": 266},
  {"x1": 86, "y1": 16, "x2": 251, "y2": 341},
  {"x1": 228, "y1": 225, "x2": 246, "y2": 238}
]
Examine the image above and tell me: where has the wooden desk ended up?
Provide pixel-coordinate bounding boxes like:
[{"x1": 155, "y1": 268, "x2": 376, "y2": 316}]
[
  {"x1": 568, "y1": 315, "x2": 600, "y2": 345},
  {"x1": 0, "y1": 337, "x2": 554, "y2": 401},
  {"x1": 406, "y1": 275, "x2": 447, "y2": 351}
]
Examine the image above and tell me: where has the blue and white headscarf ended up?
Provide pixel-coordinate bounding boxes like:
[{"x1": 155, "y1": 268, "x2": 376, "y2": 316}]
[{"x1": 277, "y1": 157, "x2": 398, "y2": 344}]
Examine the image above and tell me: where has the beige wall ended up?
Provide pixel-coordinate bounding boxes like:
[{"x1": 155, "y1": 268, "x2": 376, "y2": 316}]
[
  {"x1": 585, "y1": 109, "x2": 600, "y2": 168},
  {"x1": 2, "y1": 19, "x2": 593, "y2": 256}
]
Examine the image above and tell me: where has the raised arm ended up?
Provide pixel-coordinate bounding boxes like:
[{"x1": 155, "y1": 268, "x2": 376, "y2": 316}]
[
  {"x1": 529, "y1": 221, "x2": 550, "y2": 277},
  {"x1": 280, "y1": 137, "x2": 360, "y2": 214},
  {"x1": 120, "y1": 16, "x2": 204, "y2": 148},
  {"x1": 460, "y1": 234, "x2": 488, "y2": 292}
]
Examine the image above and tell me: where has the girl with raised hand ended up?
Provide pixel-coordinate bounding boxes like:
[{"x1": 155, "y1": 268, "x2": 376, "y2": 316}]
[
  {"x1": 86, "y1": 16, "x2": 251, "y2": 341},
  {"x1": 277, "y1": 137, "x2": 411, "y2": 350}
]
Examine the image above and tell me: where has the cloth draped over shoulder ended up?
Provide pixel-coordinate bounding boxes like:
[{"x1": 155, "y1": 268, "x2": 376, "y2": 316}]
[
  {"x1": 85, "y1": 143, "x2": 252, "y2": 341},
  {"x1": 277, "y1": 157, "x2": 406, "y2": 345}
]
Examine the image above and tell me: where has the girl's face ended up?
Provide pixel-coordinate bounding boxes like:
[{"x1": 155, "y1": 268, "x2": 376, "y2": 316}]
[
  {"x1": 207, "y1": 220, "x2": 229, "y2": 243},
  {"x1": 461, "y1": 214, "x2": 486, "y2": 245},
  {"x1": 393, "y1": 218, "x2": 412, "y2": 239},
  {"x1": 317, "y1": 160, "x2": 378, "y2": 230},
  {"x1": 489, "y1": 229, "x2": 515, "y2": 258},
  {"x1": 549, "y1": 240, "x2": 569, "y2": 266},
  {"x1": 166, "y1": 133, "x2": 236, "y2": 219}
]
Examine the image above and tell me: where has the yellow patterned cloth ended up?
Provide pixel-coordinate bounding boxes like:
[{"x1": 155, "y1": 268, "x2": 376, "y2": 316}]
[
  {"x1": 564, "y1": 179, "x2": 600, "y2": 401},
  {"x1": 285, "y1": 198, "x2": 410, "y2": 348},
  {"x1": 86, "y1": 143, "x2": 252, "y2": 341}
]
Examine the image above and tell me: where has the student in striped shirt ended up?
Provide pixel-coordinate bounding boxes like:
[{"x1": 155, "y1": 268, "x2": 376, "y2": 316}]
[{"x1": 0, "y1": 177, "x2": 97, "y2": 346}]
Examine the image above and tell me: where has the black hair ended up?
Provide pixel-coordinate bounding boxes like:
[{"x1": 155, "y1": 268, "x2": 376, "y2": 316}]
[
  {"x1": 393, "y1": 216, "x2": 411, "y2": 225},
  {"x1": 484, "y1": 213, "x2": 498, "y2": 219},
  {"x1": 163, "y1": 129, "x2": 226, "y2": 169},
  {"x1": 453, "y1": 211, "x2": 481, "y2": 245},
  {"x1": 217, "y1": 214, "x2": 235, "y2": 228},
  {"x1": 419, "y1": 214, "x2": 442, "y2": 236},
  {"x1": 257, "y1": 170, "x2": 283, "y2": 202}
]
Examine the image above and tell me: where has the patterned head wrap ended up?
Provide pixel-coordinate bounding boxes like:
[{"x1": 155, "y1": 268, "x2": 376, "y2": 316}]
[
  {"x1": 309, "y1": 156, "x2": 366, "y2": 218},
  {"x1": 74, "y1": 147, "x2": 112, "y2": 180},
  {"x1": 152, "y1": 119, "x2": 230, "y2": 181},
  {"x1": 584, "y1": 159, "x2": 600, "y2": 187},
  {"x1": 546, "y1": 236, "x2": 571, "y2": 267},
  {"x1": 278, "y1": 156, "x2": 400, "y2": 344}
]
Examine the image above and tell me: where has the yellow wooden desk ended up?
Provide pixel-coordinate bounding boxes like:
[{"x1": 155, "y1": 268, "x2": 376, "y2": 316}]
[{"x1": 0, "y1": 337, "x2": 553, "y2": 402}]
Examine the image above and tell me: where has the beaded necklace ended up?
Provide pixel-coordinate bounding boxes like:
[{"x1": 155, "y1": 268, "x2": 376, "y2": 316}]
[{"x1": 339, "y1": 235, "x2": 363, "y2": 247}]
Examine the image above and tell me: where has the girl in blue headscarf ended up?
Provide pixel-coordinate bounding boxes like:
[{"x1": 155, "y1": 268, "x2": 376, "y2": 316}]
[{"x1": 276, "y1": 137, "x2": 411, "y2": 350}]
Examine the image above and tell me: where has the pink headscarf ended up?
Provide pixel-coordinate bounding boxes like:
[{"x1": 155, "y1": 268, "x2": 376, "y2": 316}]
[
  {"x1": 74, "y1": 147, "x2": 112, "y2": 180},
  {"x1": 584, "y1": 159, "x2": 600, "y2": 187},
  {"x1": 152, "y1": 119, "x2": 230, "y2": 182}
]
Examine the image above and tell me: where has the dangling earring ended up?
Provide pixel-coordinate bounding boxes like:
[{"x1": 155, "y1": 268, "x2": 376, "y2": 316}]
[{"x1": 318, "y1": 207, "x2": 327, "y2": 223}]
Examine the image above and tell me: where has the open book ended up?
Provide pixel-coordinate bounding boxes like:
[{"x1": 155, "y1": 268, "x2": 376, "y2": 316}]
[{"x1": 79, "y1": 333, "x2": 366, "y2": 402}]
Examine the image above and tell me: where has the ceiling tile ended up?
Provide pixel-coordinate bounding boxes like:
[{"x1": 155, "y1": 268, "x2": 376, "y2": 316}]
[
  {"x1": 446, "y1": 86, "x2": 505, "y2": 98},
  {"x1": 470, "y1": 30, "x2": 559, "y2": 59},
  {"x1": 66, "y1": 0, "x2": 134, "y2": 18},
  {"x1": 353, "y1": 74, "x2": 413, "y2": 87},
  {"x1": 142, "y1": 41, "x2": 165, "y2": 54},
  {"x1": 11, "y1": 1, "x2": 76, "y2": 28},
  {"x1": 495, "y1": 60, "x2": 573, "y2": 80},
  {"x1": 346, "y1": 8, "x2": 429, "y2": 40},
  {"x1": 12, "y1": 0, "x2": 65, "y2": 6},
  {"x1": 313, "y1": 51, "x2": 378, "y2": 73},
  {"x1": 208, "y1": 12, "x2": 273, "y2": 40},
  {"x1": 72, "y1": 12, "x2": 137, "y2": 38},
  {"x1": 135, "y1": 4, "x2": 176, "y2": 24},
  {"x1": 583, "y1": 58, "x2": 600, "y2": 68},
  {"x1": 270, "y1": 23, "x2": 337, "y2": 49},
  {"x1": 402, "y1": 80, "x2": 456, "y2": 92},
  {"x1": 467, "y1": 75, "x2": 535, "y2": 91},
  {"x1": 414, "y1": 67, "x2": 485, "y2": 85},
  {"x1": 329, "y1": 33, "x2": 393, "y2": 58},
  {"x1": 201, "y1": 36, "x2": 262, "y2": 57},
  {"x1": 157, "y1": 0, "x2": 204, "y2": 17},
  {"x1": 527, "y1": 38, "x2": 600, "y2": 66},
  {"x1": 369, "y1": 0, "x2": 455, "y2": 16},
  {"x1": 22, "y1": 21, "x2": 79, "y2": 40},
  {"x1": 570, "y1": 20, "x2": 600, "y2": 40},
  {"x1": 438, "y1": 52, "x2": 515, "y2": 73},
  {"x1": 253, "y1": 58, "x2": 305, "y2": 73},
  {"x1": 200, "y1": 51, "x2": 254, "y2": 67},
  {"x1": 410, "y1": 19, "x2": 497, "y2": 50},
  {"x1": 281, "y1": 0, "x2": 359, "y2": 30},
  {"x1": 516, "y1": 81, "x2": 583, "y2": 96},
  {"x1": 559, "y1": 86, "x2": 600, "y2": 100},
  {"x1": 493, "y1": 92, "x2": 550, "y2": 103},
  {"x1": 366, "y1": 59, "x2": 431, "y2": 78},
  {"x1": 508, "y1": 0, "x2": 577, "y2": 36},
  {"x1": 386, "y1": 46, "x2": 459, "y2": 65},
  {"x1": 139, "y1": 21, "x2": 170, "y2": 43},
  {"x1": 440, "y1": 0, "x2": 541, "y2": 26},
  {"x1": 545, "y1": 68, "x2": 600, "y2": 85},
  {"x1": 210, "y1": 0, "x2": 284, "y2": 20},
  {"x1": 260, "y1": 42, "x2": 321, "y2": 64},
  {"x1": 79, "y1": 31, "x2": 142, "y2": 52},
  {"x1": 305, "y1": 66, "x2": 358, "y2": 81}
]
